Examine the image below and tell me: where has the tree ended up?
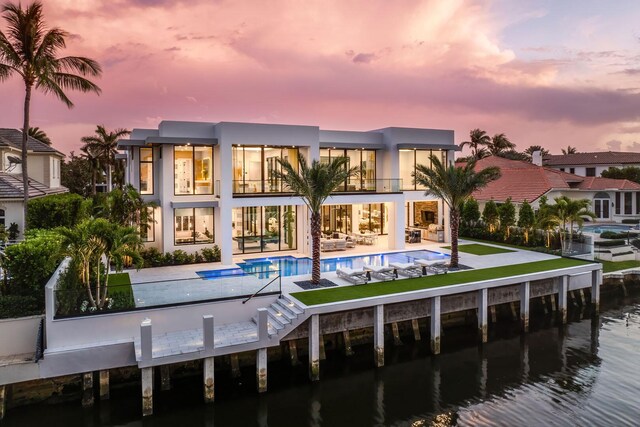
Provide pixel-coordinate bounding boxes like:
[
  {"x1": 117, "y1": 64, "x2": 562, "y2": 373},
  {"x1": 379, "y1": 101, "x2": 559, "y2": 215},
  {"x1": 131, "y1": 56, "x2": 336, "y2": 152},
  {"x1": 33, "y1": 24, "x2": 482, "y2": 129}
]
[
  {"x1": 274, "y1": 155, "x2": 359, "y2": 284},
  {"x1": 460, "y1": 129, "x2": 491, "y2": 159},
  {"x1": 535, "y1": 195, "x2": 557, "y2": 248},
  {"x1": 80, "y1": 145, "x2": 100, "y2": 195},
  {"x1": 81, "y1": 125, "x2": 130, "y2": 192},
  {"x1": 601, "y1": 166, "x2": 640, "y2": 184},
  {"x1": 461, "y1": 197, "x2": 480, "y2": 226},
  {"x1": 524, "y1": 145, "x2": 549, "y2": 161},
  {"x1": 488, "y1": 133, "x2": 515, "y2": 155},
  {"x1": 498, "y1": 197, "x2": 516, "y2": 239},
  {"x1": 548, "y1": 196, "x2": 595, "y2": 253},
  {"x1": 561, "y1": 145, "x2": 577, "y2": 155},
  {"x1": 414, "y1": 156, "x2": 501, "y2": 268},
  {"x1": 496, "y1": 150, "x2": 529, "y2": 161},
  {"x1": 0, "y1": 1, "x2": 102, "y2": 226},
  {"x1": 28, "y1": 126, "x2": 50, "y2": 145},
  {"x1": 517, "y1": 200, "x2": 535, "y2": 243},
  {"x1": 95, "y1": 184, "x2": 156, "y2": 234},
  {"x1": 482, "y1": 199, "x2": 499, "y2": 232},
  {"x1": 61, "y1": 151, "x2": 92, "y2": 196}
]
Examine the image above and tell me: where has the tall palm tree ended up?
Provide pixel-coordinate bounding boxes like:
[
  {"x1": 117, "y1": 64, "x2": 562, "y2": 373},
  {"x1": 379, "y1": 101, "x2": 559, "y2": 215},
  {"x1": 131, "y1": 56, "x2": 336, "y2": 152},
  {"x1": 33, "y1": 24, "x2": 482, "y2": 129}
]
[
  {"x1": 488, "y1": 133, "x2": 515, "y2": 155},
  {"x1": 81, "y1": 125, "x2": 130, "y2": 192},
  {"x1": 414, "y1": 156, "x2": 501, "y2": 268},
  {"x1": 274, "y1": 155, "x2": 359, "y2": 284},
  {"x1": 524, "y1": 145, "x2": 549, "y2": 161},
  {"x1": 80, "y1": 144, "x2": 100, "y2": 195},
  {"x1": 548, "y1": 196, "x2": 594, "y2": 253},
  {"x1": 28, "y1": 126, "x2": 50, "y2": 145},
  {"x1": 0, "y1": 1, "x2": 101, "y2": 225},
  {"x1": 460, "y1": 129, "x2": 491, "y2": 159},
  {"x1": 561, "y1": 145, "x2": 578, "y2": 155}
]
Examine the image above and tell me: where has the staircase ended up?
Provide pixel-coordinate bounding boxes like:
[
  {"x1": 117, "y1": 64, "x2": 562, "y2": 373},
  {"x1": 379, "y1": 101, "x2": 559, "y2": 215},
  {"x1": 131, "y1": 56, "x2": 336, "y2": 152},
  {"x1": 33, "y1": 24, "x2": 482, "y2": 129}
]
[{"x1": 252, "y1": 295, "x2": 307, "y2": 339}]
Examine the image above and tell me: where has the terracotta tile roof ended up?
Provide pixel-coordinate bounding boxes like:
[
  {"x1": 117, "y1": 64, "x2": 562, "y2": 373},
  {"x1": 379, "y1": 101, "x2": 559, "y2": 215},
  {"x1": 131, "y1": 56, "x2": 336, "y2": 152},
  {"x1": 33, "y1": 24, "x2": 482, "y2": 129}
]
[
  {"x1": 0, "y1": 173, "x2": 67, "y2": 200},
  {"x1": 543, "y1": 151, "x2": 640, "y2": 166},
  {"x1": 457, "y1": 156, "x2": 640, "y2": 203}
]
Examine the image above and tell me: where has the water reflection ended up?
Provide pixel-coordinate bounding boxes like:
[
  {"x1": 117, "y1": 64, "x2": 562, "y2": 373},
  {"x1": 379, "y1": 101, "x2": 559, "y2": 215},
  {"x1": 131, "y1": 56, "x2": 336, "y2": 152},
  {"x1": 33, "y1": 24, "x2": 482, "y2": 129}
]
[{"x1": 7, "y1": 297, "x2": 640, "y2": 427}]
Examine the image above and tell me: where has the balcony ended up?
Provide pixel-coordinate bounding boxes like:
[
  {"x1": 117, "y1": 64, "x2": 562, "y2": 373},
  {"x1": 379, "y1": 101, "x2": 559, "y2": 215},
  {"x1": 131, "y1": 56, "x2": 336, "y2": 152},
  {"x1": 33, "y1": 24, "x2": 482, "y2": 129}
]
[{"x1": 232, "y1": 179, "x2": 403, "y2": 195}]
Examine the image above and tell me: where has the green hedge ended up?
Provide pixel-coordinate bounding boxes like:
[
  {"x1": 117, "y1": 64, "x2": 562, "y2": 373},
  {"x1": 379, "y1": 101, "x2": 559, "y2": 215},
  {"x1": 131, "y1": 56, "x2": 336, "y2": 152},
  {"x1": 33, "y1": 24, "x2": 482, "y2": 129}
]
[
  {"x1": 140, "y1": 246, "x2": 221, "y2": 268},
  {"x1": 622, "y1": 219, "x2": 640, "y2": 224},
  {"x1": 0, "y1": 295, "x2": 40, "y2": 319},
  {"x1": 600, "y1": 231, "x2": 630, "y2": 239},
  {"x1": 27, "y1": 193, "x2": 89, "y2": 229},
  {"x1": 594, "y1": 239, "x2": 627, "y2": 247}
]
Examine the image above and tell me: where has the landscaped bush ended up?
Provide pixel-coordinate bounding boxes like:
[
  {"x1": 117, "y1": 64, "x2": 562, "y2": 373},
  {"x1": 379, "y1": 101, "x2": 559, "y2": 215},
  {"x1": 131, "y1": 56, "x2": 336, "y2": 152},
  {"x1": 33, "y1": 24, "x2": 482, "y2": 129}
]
[
  {"x1": 622, "y1": 219, "x2": 640, "y2": 224},
  {"x1": 612, "y1": 251, "x2": 635, "y2": 257},
  {"x1": 594, "y1": 239, "x2": 627, "y2": 247},
  {"x1": 600, "y1": 231, "x2": 630, "y2": 240},
  {"x1": 632, "y1": 239, "x2": 640, "y2": 250},
  {"x1": 140, "y1": 246, "x2": 222, "y2": 268},
  {"x1": 0, "y1": 295, "x2": 40, "y2": 319},
  {"x1": 27, "y1": 193, "x2": 89, "y2": 229}
]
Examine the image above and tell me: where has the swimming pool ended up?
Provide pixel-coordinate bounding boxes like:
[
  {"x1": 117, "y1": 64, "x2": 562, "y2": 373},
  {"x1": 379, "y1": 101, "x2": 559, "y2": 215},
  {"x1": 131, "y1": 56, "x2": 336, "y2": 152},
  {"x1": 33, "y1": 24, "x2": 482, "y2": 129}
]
[
  {"x1": 197, "y1": 249, "x2": 448, "y2": 279},
  {"x1": 581, "y1": 224, "x2": 634, "y2": 234}
]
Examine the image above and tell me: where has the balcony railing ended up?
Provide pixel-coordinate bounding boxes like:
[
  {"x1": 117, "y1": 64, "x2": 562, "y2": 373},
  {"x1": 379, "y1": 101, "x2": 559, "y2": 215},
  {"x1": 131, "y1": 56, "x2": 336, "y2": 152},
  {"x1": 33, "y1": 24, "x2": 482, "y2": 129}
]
[{"x1": 233, "y1": 179, "x2": 403, "y2": 195}]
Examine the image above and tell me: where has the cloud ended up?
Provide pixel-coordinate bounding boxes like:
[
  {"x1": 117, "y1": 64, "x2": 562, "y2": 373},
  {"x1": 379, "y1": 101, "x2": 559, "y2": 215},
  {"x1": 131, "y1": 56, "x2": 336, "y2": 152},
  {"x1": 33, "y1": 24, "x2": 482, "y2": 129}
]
[
  {"x1": 352, "y1": 53, "x2": 377, "y2": 64},
  {"x1": 606, "y1": 140, "x2": 622, "y2": 151}
]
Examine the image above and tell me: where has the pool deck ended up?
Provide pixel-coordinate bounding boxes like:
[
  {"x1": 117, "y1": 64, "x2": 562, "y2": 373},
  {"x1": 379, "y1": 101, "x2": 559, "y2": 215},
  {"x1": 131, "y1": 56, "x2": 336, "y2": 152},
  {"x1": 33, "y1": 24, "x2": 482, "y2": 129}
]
[{"x1": 126, "y1": 240, "x2": 559, "y2": 307}]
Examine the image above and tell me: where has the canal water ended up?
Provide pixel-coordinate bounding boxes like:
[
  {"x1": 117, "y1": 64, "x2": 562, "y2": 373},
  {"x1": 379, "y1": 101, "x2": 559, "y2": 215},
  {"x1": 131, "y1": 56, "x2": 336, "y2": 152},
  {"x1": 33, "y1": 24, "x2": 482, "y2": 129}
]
[{"x1": 4, "y1": 294, "x2": 640, "y2": 426}]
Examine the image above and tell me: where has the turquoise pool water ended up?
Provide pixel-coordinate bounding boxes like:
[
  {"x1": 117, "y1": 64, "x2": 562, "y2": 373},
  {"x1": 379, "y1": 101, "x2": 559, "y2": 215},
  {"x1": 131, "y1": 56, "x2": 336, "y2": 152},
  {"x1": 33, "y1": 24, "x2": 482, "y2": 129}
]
[
  {"x1": 197, "y1": 249, "x2": 448, "y2": 279},
  {"x1": 582, "y1": 224, "x2": 634, "y2": 234}
]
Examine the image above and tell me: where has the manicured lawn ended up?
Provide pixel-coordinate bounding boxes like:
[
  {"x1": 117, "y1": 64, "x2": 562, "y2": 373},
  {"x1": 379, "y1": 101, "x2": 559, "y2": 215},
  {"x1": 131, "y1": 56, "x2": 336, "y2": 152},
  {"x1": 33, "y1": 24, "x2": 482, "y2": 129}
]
[
  {"x1": 442, "y1": 243, "x2": 515, "y2": 255},
  {"x1": 291, "y1": 258, "x2": 592, "y2": 306},
  {"x1": 108, "y1": 273, "x2": 135, "y2": 308},
  {"x1": 599, "y1": 260, "x2": 640, "y2": 273}
]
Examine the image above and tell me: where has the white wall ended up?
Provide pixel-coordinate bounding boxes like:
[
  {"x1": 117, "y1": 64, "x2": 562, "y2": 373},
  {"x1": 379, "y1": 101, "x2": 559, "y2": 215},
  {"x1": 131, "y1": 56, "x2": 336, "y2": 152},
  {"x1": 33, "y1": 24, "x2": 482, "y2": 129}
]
[{"x1": 0, "y1": 315, "x2": 41, "y2": 356}]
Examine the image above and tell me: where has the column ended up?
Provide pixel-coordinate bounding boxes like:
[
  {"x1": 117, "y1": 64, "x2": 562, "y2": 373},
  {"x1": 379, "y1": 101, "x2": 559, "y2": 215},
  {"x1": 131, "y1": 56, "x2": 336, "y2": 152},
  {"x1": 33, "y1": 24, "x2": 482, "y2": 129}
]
[
  {"x1": 430, "y1": 296, "x2": 441, "y2": 355},
  {"x1": 343, "y1": 330, "x2": 354, "y2": 356},
  {"x1": 558, "y1": 275, "x2": 569, "y2": 324},
  {"x1": 412, "y1": 319, "x2": 421, "y2": 341},
  {"x1": 0, "y1": 385, "x2": 5, "y2": 421},
  {"x1": 257, "y1": 348, "x2": 268, "y2": 393},
  {"x1": 520, "y1": 281, "x2": 530, "y2": 332},
  {"x1": 592, "y1": 269, "x2": 601, "y2": 314},
  {"x1": 374, "y1": 305, "x2": 385, "y2": 367},
  {"x1": 82, "y1": 372, "x2": 94, "y2": 407},
  {"x1": 478, "y1": 288, "x2": 488, "y2": 343},
  {"x1": 203, "y1": 358, "x2": 215, "y2": 403},
  {"x1": 388, "y1": 200, "x2": 406, "y2": 250},
  {"x1": 309, "y1": 314, "x2": 320, "y2": 381},
  {"x1": 99, "y1": 370, "x2": 110, "y2": 400},
  {"x1": 217, "y1": 140, "x2": 234, "y2": 265},
  {"x1": 203, "y1": 315, "x2": 215, "y2": 403},
  {"x1": 141, "y1": 367, "x2": 153, "y2": 417}
]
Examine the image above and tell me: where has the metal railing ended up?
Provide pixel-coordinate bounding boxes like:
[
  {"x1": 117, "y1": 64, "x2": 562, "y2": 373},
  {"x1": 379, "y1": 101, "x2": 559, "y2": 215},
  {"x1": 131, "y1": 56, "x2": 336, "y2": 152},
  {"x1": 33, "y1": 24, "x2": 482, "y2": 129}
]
[
  {"x1": 242, "y1": 274, "x2": 282, "y2": 304},
  {"x1": 232, "y1": 178, "x2": 403, "y2": 194}
]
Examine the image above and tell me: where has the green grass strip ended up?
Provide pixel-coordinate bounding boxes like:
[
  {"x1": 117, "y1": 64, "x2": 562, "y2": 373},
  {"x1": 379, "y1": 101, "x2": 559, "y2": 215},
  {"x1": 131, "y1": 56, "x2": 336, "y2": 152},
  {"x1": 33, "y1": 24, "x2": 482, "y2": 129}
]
[
  {"x1": 291, "y1": 258, "x2": 592, "y2": 306},
  {"x1": 442, "y1": 243, "x2": 515, "y2": 255},
  {"x1": 598, "y1": 260, "x2": 640, "y2": 273}
]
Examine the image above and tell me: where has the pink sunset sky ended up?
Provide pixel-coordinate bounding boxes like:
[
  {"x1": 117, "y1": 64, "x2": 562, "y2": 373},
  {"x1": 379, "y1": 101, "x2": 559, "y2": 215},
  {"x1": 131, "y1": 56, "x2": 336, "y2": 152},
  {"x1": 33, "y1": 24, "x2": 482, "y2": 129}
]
[{"x1": 3, "y1": 0, "x2": 640, "y2": 156}]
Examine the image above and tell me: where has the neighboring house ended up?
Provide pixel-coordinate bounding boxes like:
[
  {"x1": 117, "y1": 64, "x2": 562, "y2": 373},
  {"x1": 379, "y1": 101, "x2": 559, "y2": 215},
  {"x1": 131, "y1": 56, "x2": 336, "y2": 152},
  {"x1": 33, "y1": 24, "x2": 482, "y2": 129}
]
[
  {"x1": 0, "y1": 129, "x2": 67, "y2": 235},
  {"x1": 543, "y1": 151, "x2": 640, "y2": 177},
  {"x1": 463, "y1": 156, "x2": 640, "y2": 223},
  {"x1": 118, "y1": 121, "x2": 459, "y2": 264}
]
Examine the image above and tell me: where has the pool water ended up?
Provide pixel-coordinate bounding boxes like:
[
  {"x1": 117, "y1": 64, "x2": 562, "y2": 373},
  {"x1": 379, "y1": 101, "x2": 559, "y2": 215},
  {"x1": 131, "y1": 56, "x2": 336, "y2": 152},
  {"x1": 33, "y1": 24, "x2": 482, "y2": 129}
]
[
  {"x1": 197, "y1": 250, "x2": 448, "y2": 279},
  {"x1": 582, "y1": 224, "x2": 634, "y2": 234}
]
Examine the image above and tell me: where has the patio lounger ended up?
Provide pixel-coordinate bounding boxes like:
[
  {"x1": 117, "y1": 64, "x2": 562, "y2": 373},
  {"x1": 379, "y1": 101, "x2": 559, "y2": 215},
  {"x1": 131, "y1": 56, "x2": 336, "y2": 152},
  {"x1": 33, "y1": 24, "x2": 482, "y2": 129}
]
[
  {"x1": 321, "y1": 240, "x2": 335, "y2": 252},
  {"x1": 390, "y1": 262, "x2": 422, "y2": 278},
  {"x1": 334, "y1": 239, "x2": 347, "y2": 251},
  {"x1": 414, "y1": 259, "x2": 448, "y2": 275},
  {"x1": 336, "y1": 267, "x2": 369, "y2": 285},
  {"x1": 363, "y1": 264, "x2": 396, "y2": 281}
]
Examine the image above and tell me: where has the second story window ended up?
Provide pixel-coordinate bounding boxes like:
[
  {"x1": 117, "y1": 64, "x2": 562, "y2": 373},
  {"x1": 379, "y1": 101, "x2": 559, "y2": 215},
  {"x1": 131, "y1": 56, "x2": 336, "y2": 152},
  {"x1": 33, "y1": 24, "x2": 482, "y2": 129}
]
[
  {"x1": 174, "y1": 145, "x2": 213, "y2": 195},
  {"x1": 139, "y1": 147, "x2": 154, "y2": 194},
  {"x1": 319, "y1": 148, "x2": 376, "y2": 191},
  {"x1": 232, "y1": 146, "x2": 299, "y2": 194},
  {"x1": 586, "y1": 167, "x2": 596, "y2": 177},
  {"x1": 400, "y1": 149, "x2": 447, "y2": 190}
]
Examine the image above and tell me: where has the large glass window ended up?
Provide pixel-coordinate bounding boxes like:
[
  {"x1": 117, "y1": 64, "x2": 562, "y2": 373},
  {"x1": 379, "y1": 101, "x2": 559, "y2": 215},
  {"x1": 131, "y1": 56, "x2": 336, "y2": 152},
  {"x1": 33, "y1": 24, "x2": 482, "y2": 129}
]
[
  {"x1": 360, "y1": 203, "x2": 388, "y2": 234},
  {"x1": 625, "y1": 192, "x2": 633, "y2": 215},
  {"x1": 400, "y1": 149, "x2": 447, "y2": 190},
  {"x1": 319, "y1": 148, "x2": 376, "y2": 192},
  {"x1": 140, "y1": 207, "x2": 155, "y2": 242},
  {"x1": 174, "y1": 146, "x2": 213, "y2": 195},
  {"x1": 139, "y1": 147, "x2": 154, "y2": 194},
  {"x1": 231, "y1": 205, "x2": 297, "y2": 254},
  {"x1": 174, "y1": 207, "x2": 214, "y2": 245},
  {"x1": 232, "y1": 146, "x2": 299, "y2": 193},
  {"x1": 322, "y1": 205, "x2": 352, "y2": 235}
]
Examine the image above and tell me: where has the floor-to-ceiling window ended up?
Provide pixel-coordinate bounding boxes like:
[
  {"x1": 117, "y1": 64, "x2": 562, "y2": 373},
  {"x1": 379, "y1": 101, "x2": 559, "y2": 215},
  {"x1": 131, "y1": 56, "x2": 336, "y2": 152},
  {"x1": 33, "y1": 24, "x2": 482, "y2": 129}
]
[
  {"x1": 174, "y1": 145, "x2": 213, "y2": 195},
  {"x1": 232, "y1": 146, "x2": 299, "y2": 193},
  {"x1": 231, "y1": 205, "x2": 297, "y2": 254},
  {"x1": 319, "y1": 148, "x2": 376, "y2": 192},
  {"x1": 321, "y1": 205, "x2": 352, "y2": 235},
  {"x1": 360, "y1": 203, "x2": 388, "y2": 234},
  {"x1": 413, "y1": 201, "x2": 439, "y2": 227},
  {"x1": 593, "y1": 192, "x2": 610, "y2": 220},
  {"x1": 140, "y1": 207, "x2": 155, "y2": 242},
  {"x1": 139, "y1": 147, "x2": 154, "y2": 194},
  {"x1": 400, "y1": 149, "x2": 447, "y2": 190},
  {"x1": 174, "y1": 207, "x2": 214, "y2": 245}
]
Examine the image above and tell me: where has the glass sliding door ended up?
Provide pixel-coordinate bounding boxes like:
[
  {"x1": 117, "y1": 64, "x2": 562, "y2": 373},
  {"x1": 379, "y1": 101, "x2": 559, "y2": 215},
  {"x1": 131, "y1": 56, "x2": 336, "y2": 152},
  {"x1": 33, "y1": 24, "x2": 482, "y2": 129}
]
[
  {"x1": 174, "y1": 207, "x2": 214, "y2": 245},
  {"x1": 232, "y1": 206, "x2": 297, "y2": 254},
  {"x1": 322, "y1": 205, "x2": 352, "y2": 235},
  {"x1": 174, "y1": 145, "x2": 213, "y2": 195},
  {"x1": 232, "y1": 146, "x2": 299, "y2": 194}
]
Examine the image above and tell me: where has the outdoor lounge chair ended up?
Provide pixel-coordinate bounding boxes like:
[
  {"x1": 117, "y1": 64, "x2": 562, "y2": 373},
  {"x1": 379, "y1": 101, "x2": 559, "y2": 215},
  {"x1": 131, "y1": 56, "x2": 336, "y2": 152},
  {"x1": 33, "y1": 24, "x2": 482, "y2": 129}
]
[
  {"x1": 363, "y1": 264, "x2": 396, "y2": 281},
  {"x1": 336, "y1": 267, "x2": 369, "y2": 285},
  {"x1": 414, "y1": 259, "x2": 448, "y2": 275},
  {"x1": 334, "y1": 240, "x2": 347, "y2": 251},
  {"x1": 390, "y1": 262, "x2": 422, "y2": 278},
  {"x1": 321, "y1": 240, "x2": 336, "y2": 252}
]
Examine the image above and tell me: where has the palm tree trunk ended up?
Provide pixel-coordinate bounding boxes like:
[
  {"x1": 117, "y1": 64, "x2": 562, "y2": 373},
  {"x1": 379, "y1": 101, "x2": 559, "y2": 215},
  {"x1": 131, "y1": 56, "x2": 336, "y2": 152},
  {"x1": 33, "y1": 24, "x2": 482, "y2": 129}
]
[
  {"x1": 449, "y1": 208, "x2": 460, "y2": 268},
  {"x1": 311, "y1": 211, "x2": 321, "y2": 284},
  {"x1": 107, "y1": 164, "x2": 112, "y2": 192},
  {"x1": 21, "y1": 85, "x2": 32, "y2": 229},
  {"x1": 91, "y1": 165, "x2": 97, "y2": 195}
]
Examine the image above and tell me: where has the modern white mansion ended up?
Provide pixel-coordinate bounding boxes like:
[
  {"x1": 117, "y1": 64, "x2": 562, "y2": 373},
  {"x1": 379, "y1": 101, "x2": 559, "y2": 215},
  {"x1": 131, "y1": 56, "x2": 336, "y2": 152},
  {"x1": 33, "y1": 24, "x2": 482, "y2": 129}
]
[{"x1": 118, "y1": 121, "x2": 458, "y2": 265}]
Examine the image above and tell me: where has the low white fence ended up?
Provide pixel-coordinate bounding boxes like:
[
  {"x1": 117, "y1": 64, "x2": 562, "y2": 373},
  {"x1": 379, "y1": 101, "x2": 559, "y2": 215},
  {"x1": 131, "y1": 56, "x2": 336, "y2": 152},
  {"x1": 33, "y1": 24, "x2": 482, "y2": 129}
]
[{"x1": 0, "y1": 315, "x2": 42, "y2": 357}]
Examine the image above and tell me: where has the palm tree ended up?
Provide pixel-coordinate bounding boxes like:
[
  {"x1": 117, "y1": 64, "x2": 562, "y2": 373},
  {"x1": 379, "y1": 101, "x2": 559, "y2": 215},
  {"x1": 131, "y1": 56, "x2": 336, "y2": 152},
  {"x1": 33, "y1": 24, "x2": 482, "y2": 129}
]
[
  {"x1": 81, "y1": 125, "x2": 130, "y2": 192},
  {"x1": 524, "y1": 145, "x2": 549, "y2": 161},
  {"x1": 548, "y1": 196, "x2": 594, "y2": 253},
  {"x1": 0, "y1": 1, "x2": 101, "y2": 225},
  {"x1": 488, "y1": 133, "x2": 515, "y2": 155},
  {"x1": 80, "y1": 144, "x2": 100, "y2": 195},
  {"x1": 561, "y1": 145, "x2": 578, "y2": 155},
  {"x1": 414, "y1": 156, "x2": 501, "y2": 268},
  {"x1": 28, "y1": 126, "x2": 51, "y2": 145},
  {"x1": 460, "y1": 129, "x2": 491, "y2": 159},
  {"x1": 274, "y1": 155, "x2": 359, "y2": 284}
]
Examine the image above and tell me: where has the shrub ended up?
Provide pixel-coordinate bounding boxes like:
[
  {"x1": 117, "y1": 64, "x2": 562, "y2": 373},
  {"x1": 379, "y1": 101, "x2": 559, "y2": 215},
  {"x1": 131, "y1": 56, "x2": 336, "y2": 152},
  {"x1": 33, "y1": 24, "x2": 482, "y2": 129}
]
[
  {"x1": 140, "y1": 245, "x2": 222, "y2": 268},
  {"x1": 632, "y1": 239, "x2": 640, "y2": 250},
  {"x1": 27, "y1": 193, "x2": 89, "y2": 229},
  {"x1": 622, "y1": 219, "x2": 640, "y2": 224},
  {"x1": 0, "y1": 295, "x2": 40, "y2": 319},
  {"x1": 594, "y1": 239, "x2": 626, "y2": 247},
  {"x1": 201, "y1": 246, "x2": 221, "y2": 262},
  {"x1": 599, "y1": 231, "x2": 629, "y2": 240},
  {"x1": 55, "y1": 261, "x2": 85, "y2": 316},
  {"x1": 462, "y1": 197, "x2": 480, "y2": 225},
  {"x1": 140, "y1": 247, "x2": 164, "y2": 268},
  {"x1": 171, "y1": 250, "x2": 192, "y2": 265},
  {"x1": 482, "y1": 200, "x2": 499, "y2": 232},
  {"x1": 612, "y1": 251, "x2": 635, "y2": 257},
  {"x1": 498, "y1": 198, "x2": 516, "y2": 238}
]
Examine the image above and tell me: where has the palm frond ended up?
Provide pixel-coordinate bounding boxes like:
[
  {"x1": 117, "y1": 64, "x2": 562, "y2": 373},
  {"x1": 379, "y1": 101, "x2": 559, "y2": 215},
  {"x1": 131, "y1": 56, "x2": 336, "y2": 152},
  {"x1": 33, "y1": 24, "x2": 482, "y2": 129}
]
[
  {"x1": 55, "y1": 55, "x2": 102, "y2": 77},
  {"x1": 50, "y1": 72, "x2": 102, "y2": 94}
]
